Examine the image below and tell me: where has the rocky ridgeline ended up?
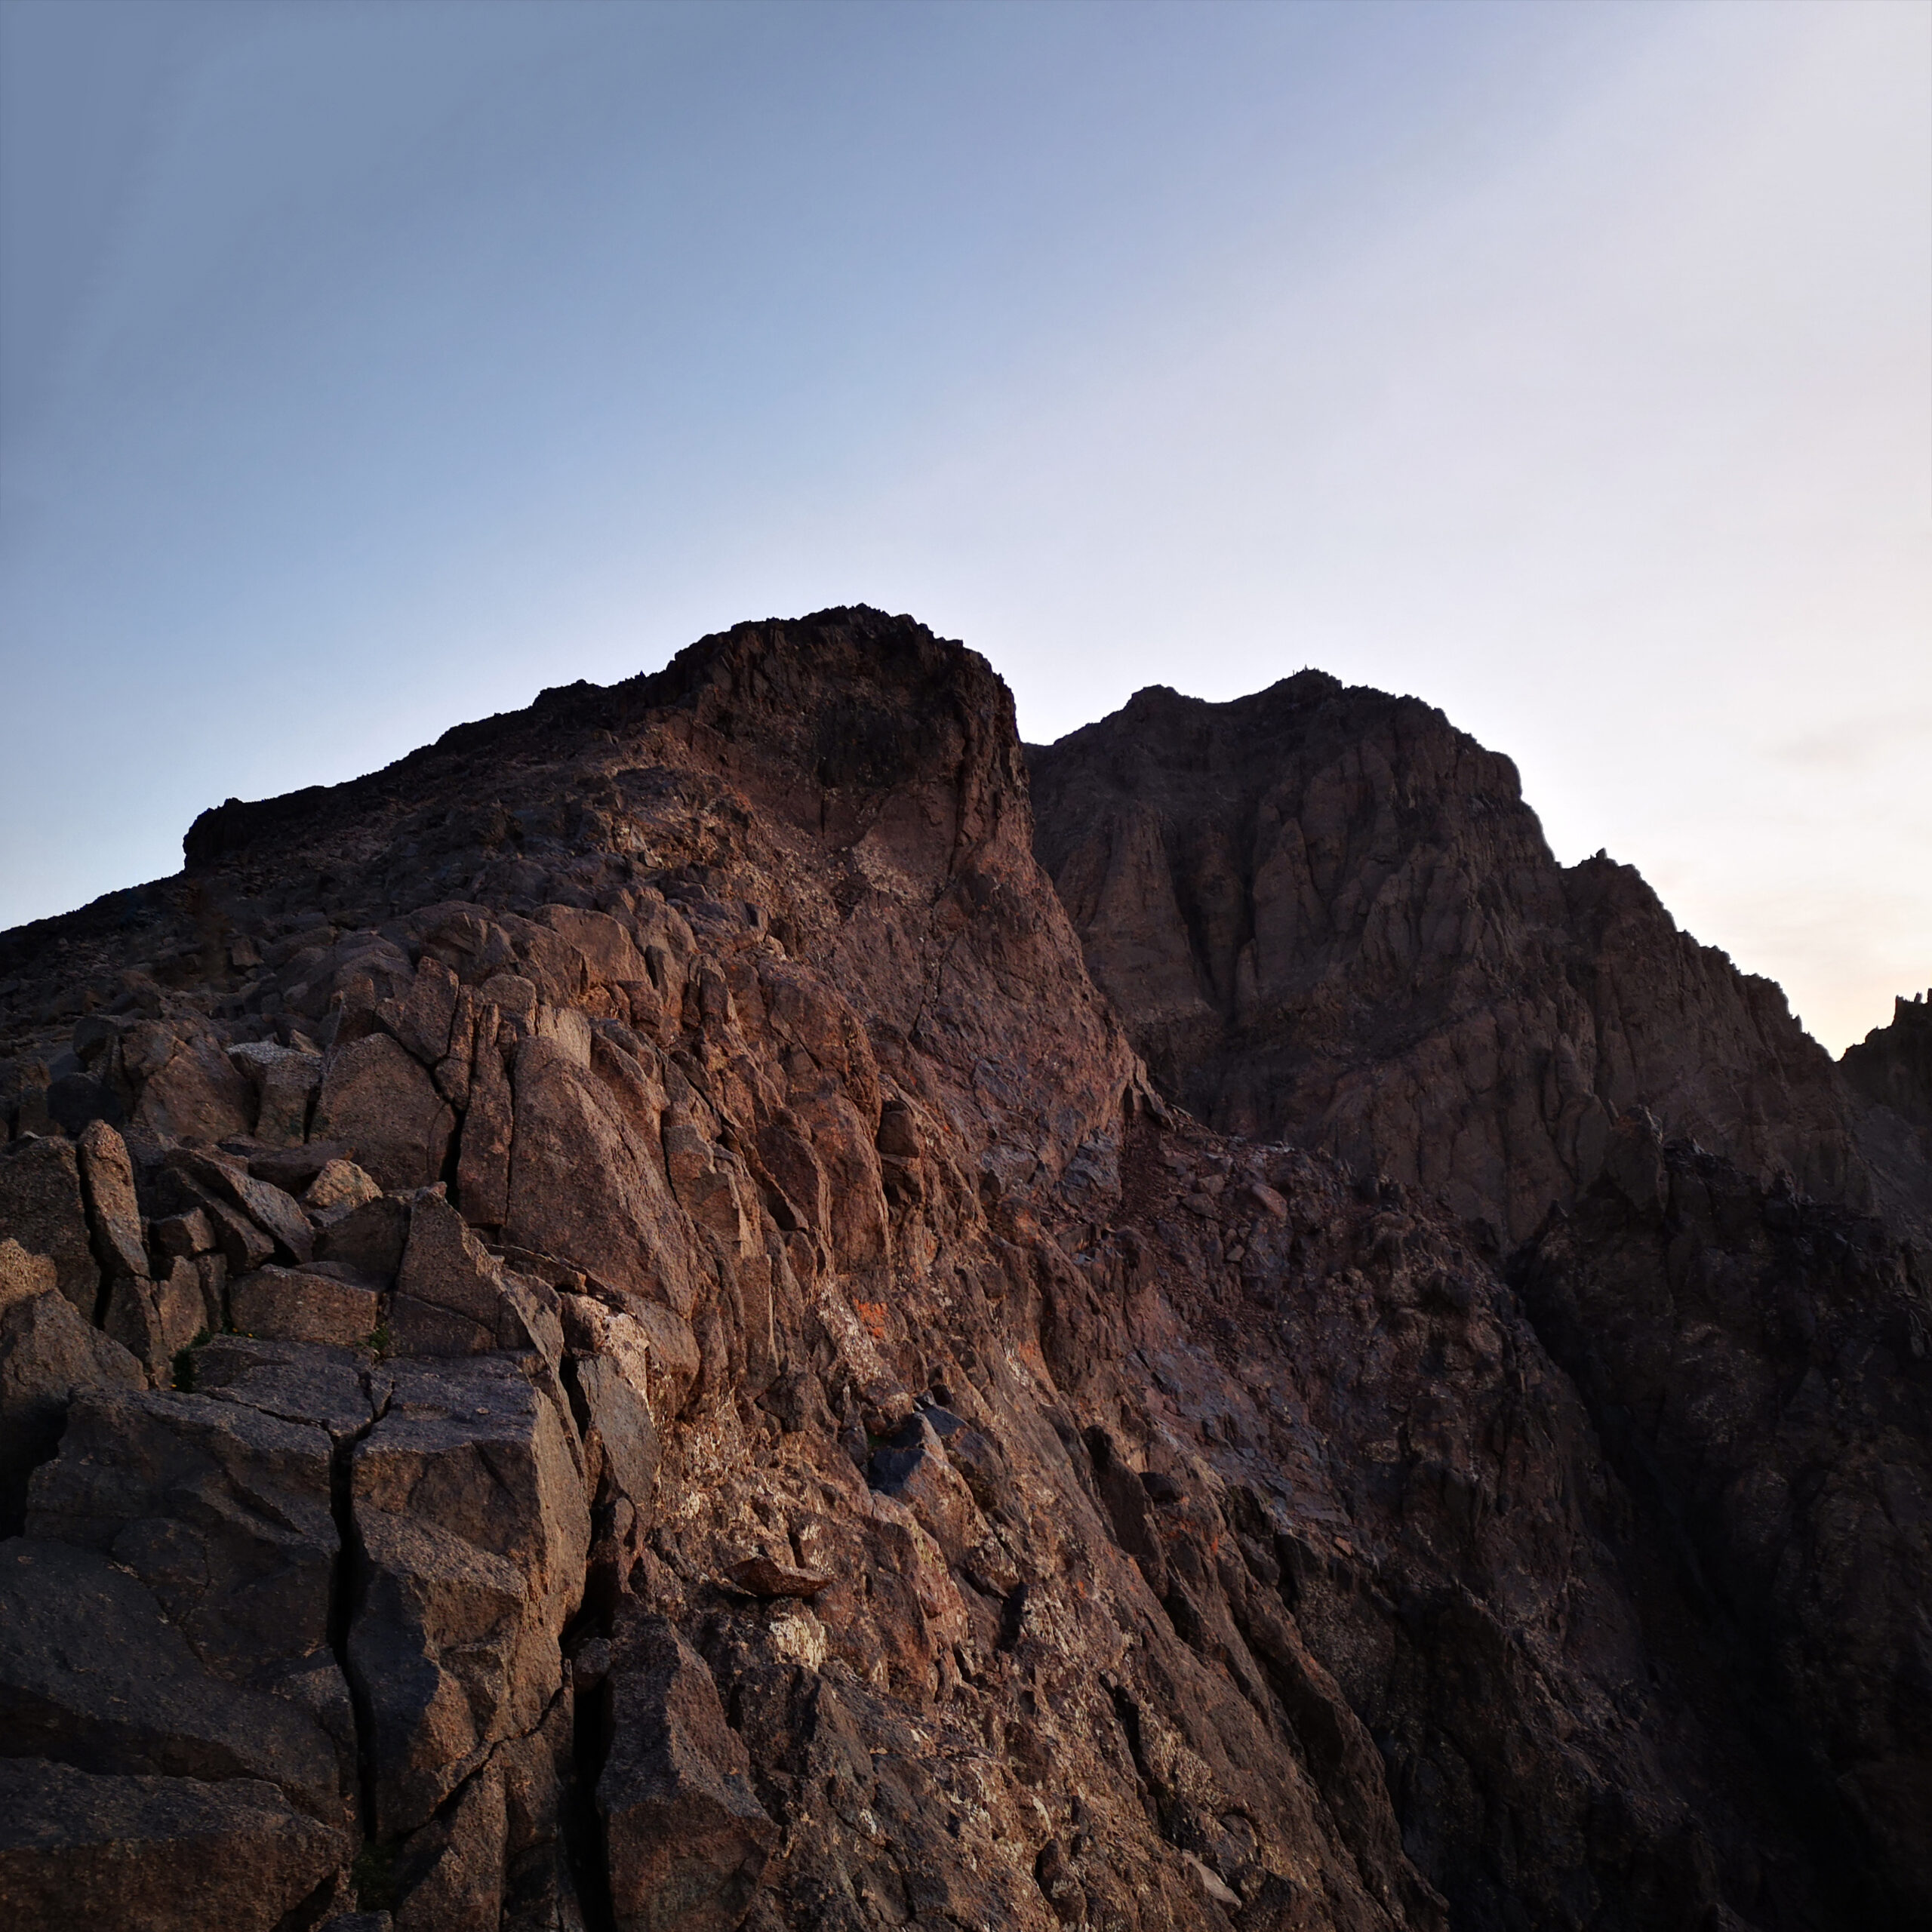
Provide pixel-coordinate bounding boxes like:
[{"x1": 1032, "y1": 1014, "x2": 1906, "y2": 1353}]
[{"x1": 0, "y1": 609, "x2": 1925, "y2": 1932}]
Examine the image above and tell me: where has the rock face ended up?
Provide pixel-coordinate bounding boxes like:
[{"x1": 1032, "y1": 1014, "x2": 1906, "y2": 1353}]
[
  {"x1": 1027, "y1": 676, "x2": 1928, "y2": 1244},
  {"x1": 0, "y1": 607, "x2": 1924, "y2": 1930}
]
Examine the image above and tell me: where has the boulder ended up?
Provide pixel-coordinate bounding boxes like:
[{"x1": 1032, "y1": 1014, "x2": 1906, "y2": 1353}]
[
  {"x1": 75, "y1": 1119, "x2": 147, "y2": 1280},
  {"x1": 561, "y1": 1297, "x2": 661, "y2": 1513},
  {"x1": 315, "y1": 1191, "x2": 411, "y2": 1284},
  {"x1": 0, "y1": 1266, "x2": 143, "y2": 1530},
  {"x1": 534, "y1": 904, "x2": 650, "y2": 987},
  {"x1": 377, "y1": 957, "x2": 462, "y2": 1069},
  {"x1": 24, "y1": 1386, "x2": 340, "y2": 1697},
  {"x1": 506, "y1": 1034, "x2": 700, "y2": 1315},
  {"x1": 192, "y1": 1334, "x2": 389, "y2": 1448},
  {"x1": 199, "y1": 1193, "x2": 277, "y2": 1275},
  {"x1": 245, "y1": 1140, "x2": 354, "y2": 1194},
  {"x1": 128, "y1": 1018, "x2": 255, "y2": 1144},
  {"x1": 0, "y1": 1539, "x2": 342, "y2": 1819},
  {"x1": 306, "y1": 1157, "x2": 383, "y2": 1218},
  {"x1": 229, "y1": 1040, "x2": 324, "y2": 1146},
  {"x1": 0, "y1": 1758, "x2": 344, "y2": 1931},
  {"x1": 725, "y1": 1556, "x2": 832, "y2": 1599},
  {"x1": 103, "y1": 1263, "x2": 206, "y2": 1377},
  {"x1": 314, "y1": 1034, "x2": 454, "y2": 1193},
  {"x1": 598, "y1": 1612, "x2": 777, "y2": 1932},
  {"x1": 153, "y1": 1207, "x2": 217, "y2": 1259},
  {"x1": 165, "y1": 1148, "x2": 315, "y2": 1265},
  {"x1": 347, "y1": 1356, "x2": 589, "y2": 1835},
  {"x1": 391, "y1": 1759, "x2": 506, "y2": 1932},
  {"x1": 0, "y1": 1136, "x2": 99, "y2": 1315},
  {"x1": 0, "y1": 1237, "x2": 57, "y2": 1317},
  {"x1": 869, "y1": 1412, "x2": 984, "y2": 1564},
  {"x1": 391, "y1": 1190, "x2": 500, "y2": 1355},
  {"x1": 454, "y1": 1016, "x2": 512, "y2": 1228},
  {"x1": 432, "y1": 984, "x2": 478, "y2": 1109},
  {"x1": 230, "y1": 1264, "x2": 379, "y2": 1350}
]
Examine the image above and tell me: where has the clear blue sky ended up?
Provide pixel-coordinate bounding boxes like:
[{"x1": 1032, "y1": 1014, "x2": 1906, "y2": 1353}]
[{"x1": 2, "y1": 0, "x2": 1926, "y2": 1052}]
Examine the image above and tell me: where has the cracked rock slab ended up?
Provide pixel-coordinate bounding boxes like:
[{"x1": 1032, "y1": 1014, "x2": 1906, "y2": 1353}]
[
  {"x1": 0, "y1": 1756, "x2": 346, "y2": 1931},
  {"x1": 348, "y1": 1355, "x2": 589, "y2": 1836}
]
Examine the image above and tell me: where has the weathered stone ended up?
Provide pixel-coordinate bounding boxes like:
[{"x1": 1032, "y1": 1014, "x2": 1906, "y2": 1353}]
[
  {"x1": 0, "y1": 1539, "x2": 341, "y2": 1818},
  {"x1": 231, "y1": 1264, "x2": 379, "y2": 1349},
  {"x1": 454, "y1": 1011, "x2": 511, "y2": 1227},
  {"x1": 391, "y1": 1190, "x2": 500, "y2": 1355},
  {"x1": 561, "y1": 1296, "x2": 660, "y2": 1512},
  {"x1": 391, "y1": 1758, "x2": 506, "y2": 1932},
  {"x1": 230, "y1": 1039, "x2": 324, "y2": 1146},
  {"x1": 129, "y1": 1017, "x2": 255, "y2": 1143},
  {"x1": 432, "y1": 983, "x2": 478, "y2": 1109},
  {"x1": 0, "y1": 1270, "x2": 143, "y2": 1529},
  {"x1": 314, "y1": 1033, "x2": 454, "y2": 1193},
  {"x1": 868, "y1": 1413, "x2": 983, "y2": 1564},
  {"x1": 0, "y1": 1758, "x2": 345, "y2": 1931},
  {"x1": 506, "y1": 1033, "x2": 700, "y2": 1315},
  {"x1": 306, "y1": 1156, "x2": 383, "y2": 1217},
  {"x1": 379, "y1": 956, "x2": 462, "y2": 1069},
  {"x1": 75, "y1": 1118, "x2": 148, "y2": 1279},
  {"x1": 599, "y1": 1612, "x2": 777, "y2": 1932},
  {"x1": 247, "y1": 1139, "x2": 355, "y2": 1193},
  {"x1": 154, "y1": 1206, "x2": 217, "y2": 1258},
  {"x1": 724, "y1": 1556, "x2": 832, "y2": 1599},
  {"x1": 192, "y1": 1334, "x2": 387, "y2": 1447},
  {"x1": 0, "y1": 1135, "x2": 99, "y2": 1315},
  {"x1": 195, "y1": 1250, "x2": 228, "y2": 1329},
  {"x1": 534, "y1": 903, "x2": 650, "y2": 987},
  {"x1": 25, "y1": 1385, "x2": 341, "y2": 1700},
  {"x1": 166, "y1": 1147, "x2": 315, "y2": 1264},
  {"x1": 0, "y1": 1236, "x2": 56, "y2": 1317},
  {"x1": 103, "y1": 1263, "x2": 205, "y2": 1377},
  {"x1": 348, "y1": 1356, "x2": 589, "y2": 1835},
  {"x1": 201, "y1": 1192, "x2": 277, "y2": 1274},
  {"x1": 315, "y1": 1190, "x2": 412, "y2": 1284}
]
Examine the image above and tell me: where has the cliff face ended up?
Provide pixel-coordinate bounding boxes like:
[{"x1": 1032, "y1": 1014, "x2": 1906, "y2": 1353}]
[
  {"x1": 1026, "y1": 677, "x2": 1923, "y2": 1246},
  {"x1": 0, "y1": 611, "x2": 1927, "y2": 1932}
]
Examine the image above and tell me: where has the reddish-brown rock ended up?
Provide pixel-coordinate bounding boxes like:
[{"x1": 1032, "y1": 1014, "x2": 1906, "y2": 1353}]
[
  {"x1": 0, "y1": 607, "x2": 1924, "y2": 1931},
  {"x1": 313, "y1": 1032, "x2": 454, "y2": 1192}
]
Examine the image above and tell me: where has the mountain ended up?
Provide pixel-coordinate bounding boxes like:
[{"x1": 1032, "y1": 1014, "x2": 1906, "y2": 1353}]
[
  {"x1": 1027, "y1": 675, "x2": 1932, "y2": 1244},
  {"x1": 0, "y1": 609, "x2": 1925, "y2": 1932}
]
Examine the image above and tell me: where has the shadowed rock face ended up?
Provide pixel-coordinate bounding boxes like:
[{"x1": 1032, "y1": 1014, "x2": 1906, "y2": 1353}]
[
  {"x1": 1027, "y1": 676, "x2": 1928, "y2": 1244},
  {"x1": 0, "y1": 608, "x2": 1925, "y2": 1931}
]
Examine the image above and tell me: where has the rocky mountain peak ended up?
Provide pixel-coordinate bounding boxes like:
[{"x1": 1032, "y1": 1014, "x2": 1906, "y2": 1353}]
[
  {"x1": 0, "y1": 616, "x2": 1926, "y2": 1932},
  {"x1": 1028, "y1": 672, "x2": 1923, "y2": 1244}
]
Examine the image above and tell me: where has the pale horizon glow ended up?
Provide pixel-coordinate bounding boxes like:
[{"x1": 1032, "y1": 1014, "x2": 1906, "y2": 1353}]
[{"x1": 2, "y1": 0, "x2": 1927, "y2": 1054}]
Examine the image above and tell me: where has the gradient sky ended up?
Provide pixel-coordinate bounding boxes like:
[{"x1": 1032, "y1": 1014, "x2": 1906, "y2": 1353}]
[{"x1": 2, "y1": 0, "x2": 1927, "y2": 1054}]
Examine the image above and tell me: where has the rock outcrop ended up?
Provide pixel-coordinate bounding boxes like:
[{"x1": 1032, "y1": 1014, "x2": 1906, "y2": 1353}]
[{"x1": 0, "y1": 608, "x2": 1924, "y2": 1930}]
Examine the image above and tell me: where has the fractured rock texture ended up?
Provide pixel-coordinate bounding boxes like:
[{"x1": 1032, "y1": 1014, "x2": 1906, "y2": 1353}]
[{"x1": 0, "y1": 608, "x2": 1924, "y2": 1930}]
